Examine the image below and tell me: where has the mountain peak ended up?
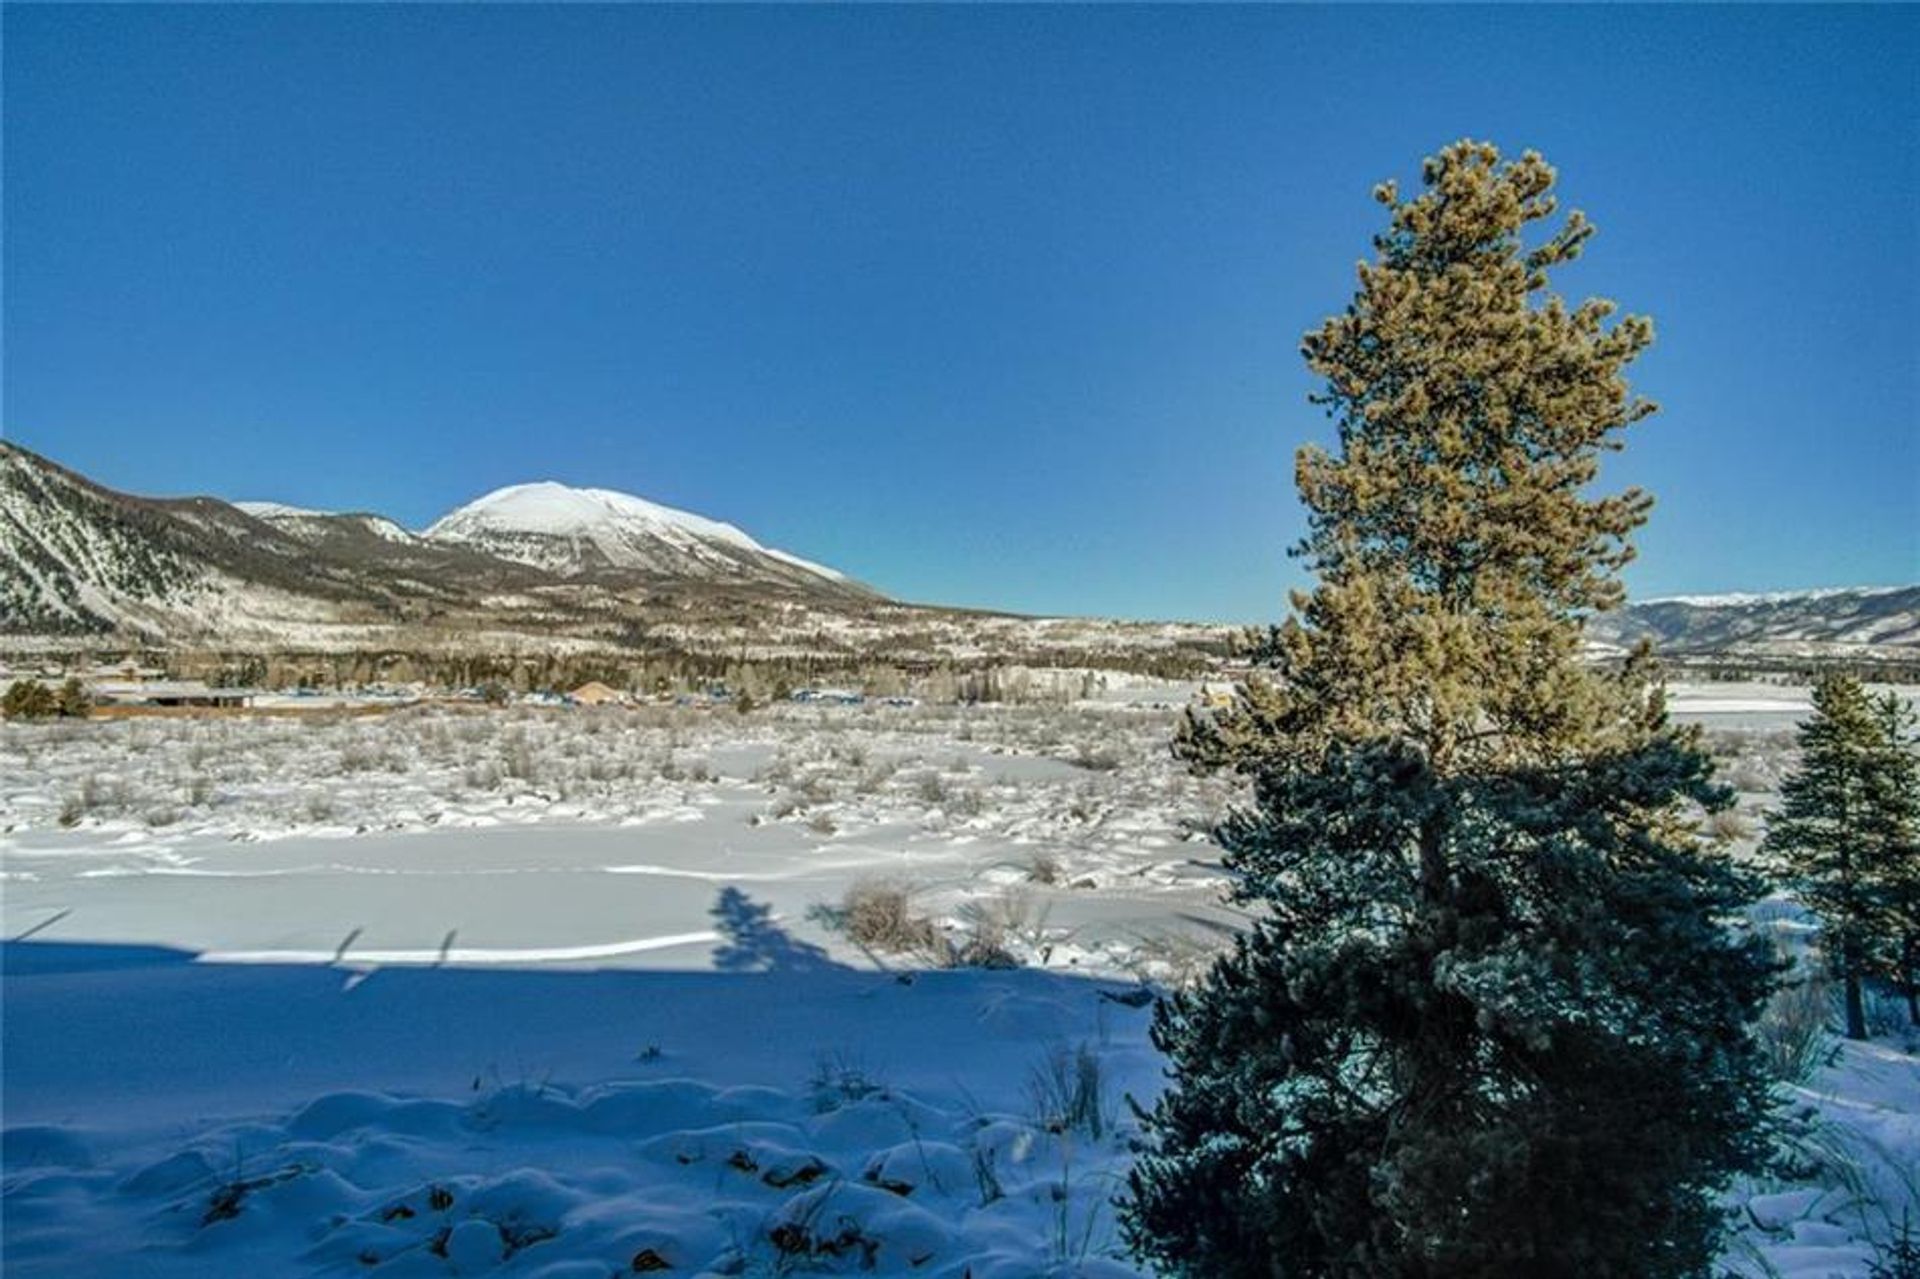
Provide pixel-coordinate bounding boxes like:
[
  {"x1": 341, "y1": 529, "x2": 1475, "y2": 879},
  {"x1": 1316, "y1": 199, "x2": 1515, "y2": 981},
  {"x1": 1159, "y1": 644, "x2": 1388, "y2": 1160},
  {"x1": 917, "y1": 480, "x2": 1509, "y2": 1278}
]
[
  {"x1": 424, "y1": 480, "x2": 853, "y2": 589},
  {"x1": 429, "y1": 481, "x2": 747, "y2": 545}
]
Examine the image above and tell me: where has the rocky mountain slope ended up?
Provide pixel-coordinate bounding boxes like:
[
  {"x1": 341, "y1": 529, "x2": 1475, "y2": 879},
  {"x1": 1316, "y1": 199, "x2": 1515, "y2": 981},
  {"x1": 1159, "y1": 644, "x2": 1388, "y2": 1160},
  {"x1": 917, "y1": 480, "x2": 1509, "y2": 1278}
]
[
  {"x1": 0, "y1": 444, "x2": 529, "y2": 643},
  {"x1": 235, "y1": 502, "x2": 425, "y2": 550},
  {"x1": 1589, "y1": 586, "x2": 1920, "y2": 665},
  {"x1": 0, "y1": 443, "x2": 1221, "y2": 669}
]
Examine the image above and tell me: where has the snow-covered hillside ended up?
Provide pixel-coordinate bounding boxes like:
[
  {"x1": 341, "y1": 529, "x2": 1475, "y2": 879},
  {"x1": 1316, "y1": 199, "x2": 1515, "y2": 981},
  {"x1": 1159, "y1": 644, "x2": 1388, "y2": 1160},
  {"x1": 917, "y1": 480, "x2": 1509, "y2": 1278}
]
[
  {"x1": 0, "y1": 443, "x2": 1230, "y2": 669},
  {"x1": 8, "y1": 442, "x2": 1913, "y2": 675},
  {"x1": 0, "y1": 443, "x2": 593, "y2": 647},
  {"x1": 0, "y1": 443, "x2": 415, "y2": 642},
  {"x1": 240, "y1": 502, "x2": 423, "y2": 547},
  {"x1": 425, "y1": 482, "x2": 860, "y2": 594},
  {"x1": 1590, "y1": 585, "x2": 1920, "y2": 662},
  {"x1": 1, "y1": 442, "x2": 205, "y2": 635}
]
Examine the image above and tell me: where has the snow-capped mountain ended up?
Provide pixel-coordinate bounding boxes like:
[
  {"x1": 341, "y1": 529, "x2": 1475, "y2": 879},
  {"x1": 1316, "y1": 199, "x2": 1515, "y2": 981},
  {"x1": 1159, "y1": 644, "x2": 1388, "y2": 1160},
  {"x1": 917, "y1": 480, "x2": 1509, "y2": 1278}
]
[
  {"x1": 0, "y1": 442, "x2": 1222, "y2": 665},
  {"x1": 423, "y1": 481, "x2": 863, "y2": 595},
  {"x1": 1589, "y1": 585, "x2": 1920, "y2": 660},
  {"x1": 5, "y1": 441, "x2": 1909, "y2": 673},
  {"x1": 0, "y1": 443, "x2": 888, "y2": 645}
]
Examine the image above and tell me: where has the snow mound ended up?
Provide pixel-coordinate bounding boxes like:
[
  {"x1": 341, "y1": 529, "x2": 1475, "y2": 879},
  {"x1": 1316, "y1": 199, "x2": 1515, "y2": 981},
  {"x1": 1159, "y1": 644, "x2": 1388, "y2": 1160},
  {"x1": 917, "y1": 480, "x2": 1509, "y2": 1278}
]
[{"x1": 2, "y1": 955, "x2": 1164, "y2": 1277}]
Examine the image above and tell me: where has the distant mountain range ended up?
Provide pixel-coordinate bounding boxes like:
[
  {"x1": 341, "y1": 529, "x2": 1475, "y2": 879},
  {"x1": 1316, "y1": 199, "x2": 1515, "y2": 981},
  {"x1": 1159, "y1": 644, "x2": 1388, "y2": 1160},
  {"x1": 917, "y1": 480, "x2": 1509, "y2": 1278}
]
[
  {"x1": 1, "y1": 441, "x2": 1912, "y2": 671},
  {"x1": 0, "y1": 442, "x2": 1214, "y2": 668},
  {"x1": 1586, "y1": 586, "x2": 1920, "y2": 666}
]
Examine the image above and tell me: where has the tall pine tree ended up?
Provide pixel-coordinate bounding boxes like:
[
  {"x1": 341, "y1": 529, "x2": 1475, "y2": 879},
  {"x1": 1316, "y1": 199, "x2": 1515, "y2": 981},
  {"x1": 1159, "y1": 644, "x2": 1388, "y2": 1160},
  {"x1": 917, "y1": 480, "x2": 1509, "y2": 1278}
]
[{"x1": 1123, "y1": 141, "x2": 1774, "y2": 1277}]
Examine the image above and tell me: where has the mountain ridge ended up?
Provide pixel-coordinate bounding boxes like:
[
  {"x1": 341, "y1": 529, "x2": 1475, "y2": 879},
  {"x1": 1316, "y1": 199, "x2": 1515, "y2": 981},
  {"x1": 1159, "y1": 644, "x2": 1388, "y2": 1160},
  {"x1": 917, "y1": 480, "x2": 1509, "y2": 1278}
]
[
  {"x1": 1585, "y1": 584, "x2": 1920, "y2": 662},
  {"x1": 3, "y1": 441, "x2": 1913, "y2": 673},
  {"x1": 0, "y1": 442, "x2": 1224, "y2": 670}
]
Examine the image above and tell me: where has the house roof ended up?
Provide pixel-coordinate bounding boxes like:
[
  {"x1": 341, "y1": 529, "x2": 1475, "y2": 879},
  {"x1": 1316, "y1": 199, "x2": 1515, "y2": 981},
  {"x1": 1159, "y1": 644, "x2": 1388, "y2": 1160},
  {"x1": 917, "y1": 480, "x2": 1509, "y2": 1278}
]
[{"x1": 570, "y1": 681, "x2": 621, "y2": 698}]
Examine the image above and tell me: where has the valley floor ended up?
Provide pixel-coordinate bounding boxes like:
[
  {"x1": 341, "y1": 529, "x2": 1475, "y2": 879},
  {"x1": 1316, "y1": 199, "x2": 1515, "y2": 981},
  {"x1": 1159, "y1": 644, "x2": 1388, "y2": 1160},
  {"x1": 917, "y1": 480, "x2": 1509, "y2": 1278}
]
[{"x1": 3, "y1": 685, "x2": 1915, "y2": 1276}]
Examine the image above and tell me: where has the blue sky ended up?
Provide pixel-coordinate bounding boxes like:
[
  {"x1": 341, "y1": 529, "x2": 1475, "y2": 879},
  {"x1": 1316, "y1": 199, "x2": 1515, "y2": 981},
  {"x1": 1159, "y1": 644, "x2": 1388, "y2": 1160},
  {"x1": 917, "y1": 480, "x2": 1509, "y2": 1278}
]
[{"x1": 5, "y1": 5, "x2": 1914, "y2": 621}]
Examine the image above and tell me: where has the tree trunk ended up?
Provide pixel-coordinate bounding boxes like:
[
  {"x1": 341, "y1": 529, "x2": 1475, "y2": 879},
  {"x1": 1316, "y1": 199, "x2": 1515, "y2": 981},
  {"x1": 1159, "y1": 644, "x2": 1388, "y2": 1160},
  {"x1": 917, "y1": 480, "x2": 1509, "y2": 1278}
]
[
  {"x1": 1906, "y1": 937, "x2": 1920, "y2": 1028},
  {"x1": 1843, "y1": 971, "x2": 1868, "y2": 1041}
]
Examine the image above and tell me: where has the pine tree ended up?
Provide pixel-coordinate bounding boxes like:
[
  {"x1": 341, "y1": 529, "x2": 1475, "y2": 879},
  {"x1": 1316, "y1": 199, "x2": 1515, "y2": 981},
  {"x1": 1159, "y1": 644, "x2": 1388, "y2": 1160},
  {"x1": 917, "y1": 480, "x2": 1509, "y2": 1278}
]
[
  {"x1": 1763, "y1": 673, "x2": 1900, "y2": 1039},
  {"x1": 3, "y1": 680, "x2": 56, "y2": 720},
  {"x1": 1873, "y1": 691, "x2": 1920, "y2": 1021},
  {"x1": 1123, "y1": 142, "x2": 1774, "y2": 1277},
  {"x1": 1863, "y1": 690, "x2": 1920, "y2": 1026},
  {"x1": 55, "y1": 677, "x2": 92, "y2": 719}
]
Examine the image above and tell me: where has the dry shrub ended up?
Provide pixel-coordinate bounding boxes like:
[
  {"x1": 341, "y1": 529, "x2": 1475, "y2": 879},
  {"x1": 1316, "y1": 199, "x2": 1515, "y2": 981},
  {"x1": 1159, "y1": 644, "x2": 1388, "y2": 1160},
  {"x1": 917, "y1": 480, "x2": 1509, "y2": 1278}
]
[
  {"x1": 853, "y1": 762, "x2": 897, "y2": 794},
  {"x1": 958, "y1": 887, "x2": 1051, "y2": 964},
  {"x1": 1071, "y1": 742, "x2": 1123, "y2": 772},
  {"x1": 913, "y1": 771, "x2": 950, "y2": 806},
  {"x1": 1759, "y1": 946, "x2": 1837, "y2": 1084},
  {"x1": 1705, "y1": 808, "x2": 1756, "y2": 843},
  {"x1": 806, "y1": 1051, "x2": 888, "y2": 1114},
  {"x1": 1028, "y1": 1042, "x2": 1109, "y2": 1140},
  {"x1": 838, "y1": 878, "x2": 938, "y2": 954},
  {"x1": 1124, "y1": 927, "x2": 1231, "y2": 991}
]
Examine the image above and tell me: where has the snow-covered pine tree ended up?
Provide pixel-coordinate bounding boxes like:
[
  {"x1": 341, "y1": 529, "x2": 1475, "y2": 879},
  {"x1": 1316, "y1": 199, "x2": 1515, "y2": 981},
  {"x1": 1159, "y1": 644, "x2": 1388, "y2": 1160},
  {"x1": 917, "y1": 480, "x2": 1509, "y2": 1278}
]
[
  {"x1": 1123, "y1": 141, "x2": 1775, "y2": 1278},
  {"x1": 1764, "y1": 672, "x2": 1904, "y2": 1039}
]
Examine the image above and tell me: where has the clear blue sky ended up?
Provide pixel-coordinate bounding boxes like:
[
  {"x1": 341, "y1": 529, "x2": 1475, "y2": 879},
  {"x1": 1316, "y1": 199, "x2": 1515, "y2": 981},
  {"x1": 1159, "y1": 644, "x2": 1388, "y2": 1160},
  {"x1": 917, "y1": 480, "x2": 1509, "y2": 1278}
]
[{"x1": 5, "y1": 5, "x2": 1914, "y2": 621}]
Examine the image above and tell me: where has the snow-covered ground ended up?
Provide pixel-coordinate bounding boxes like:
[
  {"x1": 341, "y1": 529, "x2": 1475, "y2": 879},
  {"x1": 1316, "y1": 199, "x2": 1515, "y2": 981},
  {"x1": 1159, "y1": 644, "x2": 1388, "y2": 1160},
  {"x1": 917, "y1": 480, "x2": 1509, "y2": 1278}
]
[
  {"x1": 3, "y1": 685, "x2": 1916, "y2": 1275},
  {"x1": 2, "y1": 946, "x2": 1162, "y2": 1277},
  {"x1": 1, "y1": 700, "x2": 1244, "y2": 977}
]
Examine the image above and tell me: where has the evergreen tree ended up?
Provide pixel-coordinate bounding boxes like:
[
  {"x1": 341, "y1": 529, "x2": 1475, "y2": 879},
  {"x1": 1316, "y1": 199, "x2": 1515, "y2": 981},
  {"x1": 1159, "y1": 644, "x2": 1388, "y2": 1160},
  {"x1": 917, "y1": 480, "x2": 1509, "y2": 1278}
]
[
  {"x1": 1763, "y1": 673, "x2": 1900, "y2": 1039},
  {"x1": 1863, "y1": 690, "x2": 1920, "y2": 1026},
  {"x1": 3, "y1": 680, "x2": 56, "y2": 720},
  {"x1": 55, "y1": 677, "x2": 92, "y2": 719},
  {"x1": 1123, "y1": 142, "x2": 1774, "y2": 1277}
]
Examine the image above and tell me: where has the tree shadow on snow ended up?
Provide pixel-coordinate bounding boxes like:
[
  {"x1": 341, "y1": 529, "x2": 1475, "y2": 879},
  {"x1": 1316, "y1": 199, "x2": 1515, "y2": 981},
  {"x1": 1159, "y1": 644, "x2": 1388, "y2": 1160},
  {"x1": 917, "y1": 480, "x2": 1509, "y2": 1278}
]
[
  {"x1": 708, "y1": 887, "x2": 845, "y2": 974},
  {"x1": 1, "y1": 934, "x2": 1159, "y2": 1136}
]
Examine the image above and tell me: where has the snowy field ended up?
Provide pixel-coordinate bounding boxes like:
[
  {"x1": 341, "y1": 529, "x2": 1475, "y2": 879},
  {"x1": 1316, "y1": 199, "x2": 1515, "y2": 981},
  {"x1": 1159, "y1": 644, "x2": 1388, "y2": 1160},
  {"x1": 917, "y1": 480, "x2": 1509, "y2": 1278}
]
[
  {"x1": 1, "y1": 699, "x2": 1245, "y2": 976},
  {"x1": 3, "y1": 684, "x2": 1916, "y2": 1276}
]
